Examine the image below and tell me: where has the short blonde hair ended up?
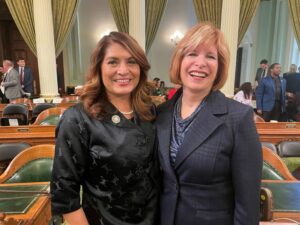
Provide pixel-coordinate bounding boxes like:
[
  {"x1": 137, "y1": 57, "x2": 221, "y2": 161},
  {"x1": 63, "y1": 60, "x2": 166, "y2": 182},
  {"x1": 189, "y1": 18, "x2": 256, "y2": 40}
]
[{"x1": 169, "y1": 22, "x2": 230, "y2": 91}]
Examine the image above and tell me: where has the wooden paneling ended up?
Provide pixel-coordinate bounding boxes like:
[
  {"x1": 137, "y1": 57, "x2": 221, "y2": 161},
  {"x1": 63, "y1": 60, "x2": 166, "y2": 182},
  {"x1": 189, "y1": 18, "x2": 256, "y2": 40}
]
[
  {"x1": 0, "y1": 125, "x2": 55, "y2": 145},
  {"x1": 256, "y1": 122, "x2": 300, "y2": 144}
]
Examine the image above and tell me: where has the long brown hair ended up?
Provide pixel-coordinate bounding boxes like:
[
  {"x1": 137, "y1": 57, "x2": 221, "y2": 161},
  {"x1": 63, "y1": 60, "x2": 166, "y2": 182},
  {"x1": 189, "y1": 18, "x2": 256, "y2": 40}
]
[
  {"x1": 80, "y1": 32, "x2": 154, "y2": 121},
  {"x1": 169, "y1": 22, "x2": 230, "y2": 91}
]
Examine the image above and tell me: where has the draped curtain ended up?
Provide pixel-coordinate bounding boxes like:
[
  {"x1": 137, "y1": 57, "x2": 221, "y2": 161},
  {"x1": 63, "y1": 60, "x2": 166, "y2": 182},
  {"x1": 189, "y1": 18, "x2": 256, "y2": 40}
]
[
  {"x1": 192, "y1": 0, "x2": 222, "y2": 28},
  {"x1": 5, "y1": 0, "x2": 36, "y2": 55},
  {"x1": 52, "y1": 0, "x2": 79, "y2": 56},
  {"x1": 145, "y1": 0, "x2": 167, "y2": 52},
  {"x1": 5, "y1": 0, "x2": 79, "y2": 57},
  {"x1": 108, "y1": 0, "x2": 129, "y2": 33},
  {"x1": 238, "y1": 0, "x2": 260, "y2": 45},
  {"x1": 288, "y1": 0, "x2": 300, "y2": 49}
]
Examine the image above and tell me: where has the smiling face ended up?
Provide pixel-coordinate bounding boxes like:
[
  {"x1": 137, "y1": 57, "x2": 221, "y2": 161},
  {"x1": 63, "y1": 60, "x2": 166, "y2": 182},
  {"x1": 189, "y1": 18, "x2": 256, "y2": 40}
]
[
  {"x1": 101, "y1": 42, "x2": 141, "y2": 101},
  {"x1": 180, "y1": 43, "x2": 218, "y2": 97}
]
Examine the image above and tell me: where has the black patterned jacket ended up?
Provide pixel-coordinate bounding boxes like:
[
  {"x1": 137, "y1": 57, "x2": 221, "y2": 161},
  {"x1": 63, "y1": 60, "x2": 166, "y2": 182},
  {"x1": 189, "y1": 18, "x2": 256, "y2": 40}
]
[{"x1": 50, "y1": 103, "x2": 159, "y2": 225}]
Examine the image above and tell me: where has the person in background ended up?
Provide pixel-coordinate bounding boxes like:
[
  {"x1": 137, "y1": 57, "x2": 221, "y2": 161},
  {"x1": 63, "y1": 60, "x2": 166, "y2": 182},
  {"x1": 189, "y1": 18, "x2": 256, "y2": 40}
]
[
  {"x1": 51, "y1": 32, "x2": 159, "y2": 225},
  {"x1": 155, "y1": 22, "x2": 262, "y2": 225},
  {"x1": 15, "y1": 57, "x2": 33, "y2": 96},
  {"x1": 152, "y1": 77, "x2": 163, "y2": 96},
  {"x1": 256, "y1": 63, "x2": 286, "y2": 122},
  {"x1": 159, "y1": 80, "x2": 168, "y2": 98},
  {"x1": 233, "y1": 82, "x2": 253, "y2": 107},
  {"x1": 283, "y1": 64, "x2": 300, "y2": 121},
  {"x1": 1, "y1": 60, "x2": 25, "y2": 103},
  {"x1": 153, "y1": 77, "x2": 160, "y2": 88},
  {"x1": 255, "y1": 59, "x2": 268, "y2": 87},
  {"x1": 167, "y1": 83, "x2": 181, "y2": 100}
]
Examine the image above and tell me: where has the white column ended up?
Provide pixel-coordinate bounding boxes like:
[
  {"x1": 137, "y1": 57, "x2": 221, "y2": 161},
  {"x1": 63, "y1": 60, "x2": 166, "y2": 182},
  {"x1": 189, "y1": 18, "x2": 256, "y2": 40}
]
[
  {"x1": 33, "y1": 0, "x2": 58, "y2": 99},
  {"x1": 129, "y1": 0, "x2": 145, "y2": 50},
  {"x1": 220, "y1": 0, "x2": 240, "y2": 97}
]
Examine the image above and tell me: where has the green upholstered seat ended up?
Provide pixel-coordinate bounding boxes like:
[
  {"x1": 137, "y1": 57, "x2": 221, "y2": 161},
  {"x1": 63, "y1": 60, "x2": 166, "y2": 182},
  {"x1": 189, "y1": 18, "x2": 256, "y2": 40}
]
[
  {"x1": 281, "y1": 157, "x2": 300, "y2": 174},
  {"x1": 39, "y1": 115, "x2": 61, "y2": 125},
  {"x1": 262, "y1": 162, "x2": 285, "y2": 180},
  {"x1": 4, "y1": 158, "x2": 53, "y2": 183}
]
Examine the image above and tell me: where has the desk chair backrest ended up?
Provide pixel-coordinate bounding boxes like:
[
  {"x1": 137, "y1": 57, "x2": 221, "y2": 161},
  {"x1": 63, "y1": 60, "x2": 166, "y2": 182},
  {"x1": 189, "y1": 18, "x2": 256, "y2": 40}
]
[
  {"x1": 261, "y1": 142, "x2": 277, "y2": 154},
  {"x1": 1, "y1": 104, "x2": 29, "y2": 125},
  {"x1": 277, "y1": 141, "x2": 300, "y2": 179},
  {"x1": 0, "y1": 144, "x2": 54, "y2": 183},
  {"x1": 262, "y1": 146, "x2": 297, "y2": 180},
  {"x1": 31, "y1": 103, "x2": 55, "y2": 123},
  {"x1": 277, "y1": 141, "x2": 300, "y2": 157},
  {"x1": 0, "y1": 143, "x2": 31, "y2": 174},
  {"x1": 0, "y1": 143, "x2": 31, "y2": 162},
  {"x1": 33, "y1": 107, "x2": 66, "y2": 125}
]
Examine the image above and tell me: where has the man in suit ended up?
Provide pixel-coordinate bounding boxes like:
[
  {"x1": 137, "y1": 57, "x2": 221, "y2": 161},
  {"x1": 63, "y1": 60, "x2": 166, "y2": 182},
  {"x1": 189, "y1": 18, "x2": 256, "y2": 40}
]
[
  {"x1": 15, "y1": 58, "x2": 33, "y2": 96},
  {"x1": 256, "y1": 63, "x2": 286, "y2": 122},
  {"x1": 254, "y1": 59, "x2": 268, "y2": 87},
  {"x1": 283, "y1": 64, "x2": 300, "y2": 121},
  {"x1": 1, "y1": 60, "x2": 24, "y2": 102}
]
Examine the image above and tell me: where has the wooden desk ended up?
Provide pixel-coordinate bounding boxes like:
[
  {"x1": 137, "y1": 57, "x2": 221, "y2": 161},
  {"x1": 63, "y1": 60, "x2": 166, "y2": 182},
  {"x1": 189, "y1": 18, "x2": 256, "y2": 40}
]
[
  {"x1": 0, "y1": 182, "x2": 50, "y2": 225},
  {"x1": 262, "y1": 180, "x2": 300, "y2": 222},
  {"x1": 0, "y1": 125, "x2": 55, "y2": 145},
  {"x1": 256, "y1": 122, "x2": 300, "y2": 144}
]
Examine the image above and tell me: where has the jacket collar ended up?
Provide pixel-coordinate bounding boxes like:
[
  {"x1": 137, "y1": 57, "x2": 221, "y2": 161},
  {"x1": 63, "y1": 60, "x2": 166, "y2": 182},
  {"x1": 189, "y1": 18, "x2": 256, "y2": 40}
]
[{"x1": 156, "y1": 88, "x2": 228, "y2": 170}]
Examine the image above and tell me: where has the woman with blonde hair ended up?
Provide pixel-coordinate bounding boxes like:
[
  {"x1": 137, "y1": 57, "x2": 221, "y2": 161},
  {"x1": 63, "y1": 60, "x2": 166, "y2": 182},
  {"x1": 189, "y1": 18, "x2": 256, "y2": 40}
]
[
  {"x1": 156, "y1": 23, "x2": 262, "y2": 225},
  {"x1": 51, "y1": 32, "x2": 159, "y2": 225}
]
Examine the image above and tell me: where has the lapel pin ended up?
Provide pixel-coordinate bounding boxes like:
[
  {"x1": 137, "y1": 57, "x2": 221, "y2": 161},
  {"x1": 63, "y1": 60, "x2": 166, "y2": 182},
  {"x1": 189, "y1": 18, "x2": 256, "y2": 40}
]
[{"x1": 112, "y1": 115, "x2": 121, "y2": 124}]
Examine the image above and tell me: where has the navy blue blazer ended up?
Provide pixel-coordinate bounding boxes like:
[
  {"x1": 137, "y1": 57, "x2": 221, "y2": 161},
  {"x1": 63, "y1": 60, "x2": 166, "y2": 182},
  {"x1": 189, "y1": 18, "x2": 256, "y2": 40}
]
[
  {"x1": 155, "y1": 90, "x2": 262, "y2": 225},
  {"x1": 15, "y1": 66, "x2": 33, "y2": 94},
  {"x1": 256, "y1": 75, "x2": 286, "y2": 112},
  {"x1": 283, "y1": 72, "x2": 300, "y2": 94}
]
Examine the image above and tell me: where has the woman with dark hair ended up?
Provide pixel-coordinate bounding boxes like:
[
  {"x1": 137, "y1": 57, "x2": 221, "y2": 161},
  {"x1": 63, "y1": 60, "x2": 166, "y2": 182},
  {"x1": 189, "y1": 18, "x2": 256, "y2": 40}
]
[
  {"x1": 233, "y1": 82, "x2": 253, "y2": 106},
  {"x1": 156, "y1": 23, "x2": 261, "y2": 225},
  {"x1": 51, "y1": 32, "x2": 159, "y2": 225}
]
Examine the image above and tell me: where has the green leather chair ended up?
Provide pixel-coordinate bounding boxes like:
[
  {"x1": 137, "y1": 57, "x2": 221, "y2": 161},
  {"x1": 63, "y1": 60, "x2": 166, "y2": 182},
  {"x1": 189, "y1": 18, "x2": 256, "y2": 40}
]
[
  {"x1": 277, "y1": 141, "x2": 300, "y2": 179},
  {"x1": 33, "y1": 107, "x2": 66, "y2": 125},
  {"x1": 39, "y1": 115, "x2": 61, "y2": 126},
  {"x1": 262, "y1": 146, "x2": 297, "y2": 181},
  {"x1": 262, "y1": 162, "x2": 284, "y2": 180},
  {"x1": 0, "y1": 144, "x2": 54, "y2": 183}
]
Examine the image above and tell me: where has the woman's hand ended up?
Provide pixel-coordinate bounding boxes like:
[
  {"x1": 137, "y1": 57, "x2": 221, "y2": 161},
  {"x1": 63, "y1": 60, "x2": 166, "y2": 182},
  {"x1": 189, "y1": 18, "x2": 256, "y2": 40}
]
[{"x1": 63, "y1": 208, "x2": 89, "y2": 225}]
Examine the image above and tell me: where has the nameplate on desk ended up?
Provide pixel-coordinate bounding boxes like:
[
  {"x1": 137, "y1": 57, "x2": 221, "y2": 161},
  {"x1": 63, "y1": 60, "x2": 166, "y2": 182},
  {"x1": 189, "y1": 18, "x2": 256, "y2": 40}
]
[
  {"x1": 33, "y1": 98, "x2": 45, "y2": 104},
  {"x1": 8, "y1": 119, "x2": 18, "y2": 126},
  {"x1": 285, "y1": 123, "x2": 297, "y2": 129},
  {"x1": 17, "y1": 128, "x2": 29, "y2": 132},
  {"x1": 52, "y1": 98, "x2": 63, "y2": 104}
]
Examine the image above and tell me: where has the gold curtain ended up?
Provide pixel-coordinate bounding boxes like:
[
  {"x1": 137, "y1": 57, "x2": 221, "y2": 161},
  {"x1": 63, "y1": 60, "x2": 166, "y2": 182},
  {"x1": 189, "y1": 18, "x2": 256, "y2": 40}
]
[
  {"x1": 145, "y1": 0, "x2": 167, "y2": 53},
  {"x1": 193, "y1": 0, "x2": 222, "y2": 28},
  {"x1": 238, "y1": 0, "x2": 260, "y2": 45},
  {"x1": 52, "y1": 0, "x2": 79, "y2": 56},
  {"x1": 5, "y1": 0, "x2": 79, "y2": 57},
  {"x1": 108, "y1": 0, "x2": 129, "y2": 33},
  {"x1": 288, "y1": 0, "x2": 300, "y2": 49},
  {"x1": 5, "y1": 0, "x2": 36, "y2": 55}
]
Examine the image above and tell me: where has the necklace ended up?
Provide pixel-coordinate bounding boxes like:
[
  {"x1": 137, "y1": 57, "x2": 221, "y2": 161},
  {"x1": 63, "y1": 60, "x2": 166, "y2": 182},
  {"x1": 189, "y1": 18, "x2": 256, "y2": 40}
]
[{"x1": 119, "y1": 110, "x2": 134, "y2": 115}]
